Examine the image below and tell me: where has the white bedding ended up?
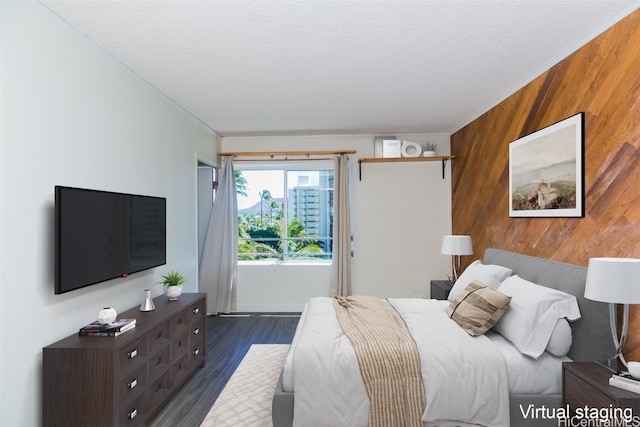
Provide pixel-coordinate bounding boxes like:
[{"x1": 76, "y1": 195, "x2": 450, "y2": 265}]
[
  {"x1": 486, "y1": 331, "x2": 570, "y2": 394},
  {"x1": 290, "y1": 297, "x2": 511, "y2": 427},
  {"x1": 284, "y1": 300, "x2": 568, "y2": 396}
]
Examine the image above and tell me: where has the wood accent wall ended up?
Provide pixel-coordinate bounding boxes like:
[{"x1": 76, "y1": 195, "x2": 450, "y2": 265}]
[{"x1": 451, "y1": 10, "x2": 640, "y2": 360}]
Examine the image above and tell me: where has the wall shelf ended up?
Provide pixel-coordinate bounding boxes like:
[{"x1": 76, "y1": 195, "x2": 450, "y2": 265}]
[{"x1": 357, "y1": 155, "x2": 455, "y2": 180}]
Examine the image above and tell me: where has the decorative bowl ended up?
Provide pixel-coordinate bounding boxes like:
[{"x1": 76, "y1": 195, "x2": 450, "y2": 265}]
[
  {"x1": 628, "y1": 361, "x2": 640, "y2": 379},
  {"x1": 97, "y1": 307, "x2": 117, "y2": 324}
]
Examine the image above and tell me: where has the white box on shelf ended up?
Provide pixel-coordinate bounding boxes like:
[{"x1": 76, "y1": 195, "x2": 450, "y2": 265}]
[
  {"x1": 374, "y1": 136, "x2": 395, "y2": 158},
  {"x1": 382, "y1": 139, "x2": 402, "y2": 158}
]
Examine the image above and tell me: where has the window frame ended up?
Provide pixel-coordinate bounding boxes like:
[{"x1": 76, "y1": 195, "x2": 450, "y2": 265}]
[{"x1": 235, "y1": 160, "x2": 335, "y2": 264}]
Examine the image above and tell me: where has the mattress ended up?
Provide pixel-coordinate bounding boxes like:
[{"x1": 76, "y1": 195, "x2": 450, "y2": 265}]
[{"x1": 281, "y1": 299, "x2": 568, "y2": 395}]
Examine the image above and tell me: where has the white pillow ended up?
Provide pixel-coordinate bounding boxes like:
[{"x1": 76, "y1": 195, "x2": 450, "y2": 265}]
[
  {"x1": 494, "y1": 275, "x2": 581, "y2": 359},
  {"x1": 447, "y1": 260, "x2": 513, "y2": 301},
  {"x1": 546, "y1": 318, "x2": 572, "y2": 357}
]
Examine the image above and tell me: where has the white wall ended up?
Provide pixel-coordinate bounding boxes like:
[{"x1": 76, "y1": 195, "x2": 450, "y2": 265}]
[
  {"x1": 222, "y1": 134, "x2": 452, "y2": 311},
  {"x1": 238, "y1": 262, "x2": 331, "y2": 311},
  {"x1": 0, "y1": 3, "x2": 217, "y2": 426}
]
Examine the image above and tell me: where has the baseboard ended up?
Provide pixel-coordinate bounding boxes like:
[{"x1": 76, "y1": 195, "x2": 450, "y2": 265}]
[
  {"x1": 219, "y1": 312, "x2": 301, "y2": 317},
  {"x1": 235, "y1": 303, "x2": 306, "y2": 312}
]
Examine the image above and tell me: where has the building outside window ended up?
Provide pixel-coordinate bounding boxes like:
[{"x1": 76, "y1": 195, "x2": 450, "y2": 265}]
[{"x1": 235, "y1": 161, "x2": 334, "y2": 262}]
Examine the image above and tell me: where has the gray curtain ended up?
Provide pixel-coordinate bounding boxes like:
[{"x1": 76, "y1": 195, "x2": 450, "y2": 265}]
[
  {"x1": 330, "y1": 154, "x2": 352, "y2": 296},
  {"x1": 199, "y1": 156, "x2": 238, "y2": 314}
]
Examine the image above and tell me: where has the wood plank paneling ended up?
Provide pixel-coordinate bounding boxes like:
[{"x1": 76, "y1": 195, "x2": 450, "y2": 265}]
[{"x1": 451, "y1": 10, "x2": 640, "y2": 361}]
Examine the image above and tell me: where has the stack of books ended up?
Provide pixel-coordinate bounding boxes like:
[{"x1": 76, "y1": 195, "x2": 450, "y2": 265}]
[
  {"x1": 79, "y1": 318, "x2": 136, "y2": 337},
  {"x1": 609, "y1": 372, "x2": 640, "y2": 394}
]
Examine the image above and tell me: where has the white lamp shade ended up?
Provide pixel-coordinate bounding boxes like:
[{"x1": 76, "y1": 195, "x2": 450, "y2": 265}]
[
  {"x1": 585, "y1": 257, "x2": 640, "y2": 304},
  {"x1": 441, "y1": 235, "x2": 473, "y2": 256}
]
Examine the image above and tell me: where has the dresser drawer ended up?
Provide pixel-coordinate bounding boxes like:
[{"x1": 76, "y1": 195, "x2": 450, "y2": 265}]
[
  {"x1": 171, "y1": 310, "x2": 190, "y2": 338},
  {"x1": 148, "y1": 346, "x2": 171, "y2": 383},
  {"x1": 118, "y1": 394, "x2": 147, "y2": 427},
  {"x1": 119, "y1": 363, "x2": 147, "y2": 404},
  {"x1": 147, "y1": 370, "x2": 173, "y2": 415},
  {"x1": 189, "y1": 340, "x2": 205, "y2": 369},
  {"x1": 119, "y1": 337, "x2": 147, "y2": 372},
  {"x1": 190, "y1": 300, "x2": 205, "y2": 327},
  {"x1": 190, "y1": 323, "x2": 203, "y2": 343},
  {"x1": 172, "y1": 330, "x2": 190, "y2": 360},
  {"x1": 147, "y1": 321, "x2": 171, "y2": 356},
  {"x1": 172, "y1": 351, "x2": 192, "y2": 389}
]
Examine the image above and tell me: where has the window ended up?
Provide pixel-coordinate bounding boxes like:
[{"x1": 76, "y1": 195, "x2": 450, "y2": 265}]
[{"x1": 235, "y1": 161, "x2": 334, "y2": 262}]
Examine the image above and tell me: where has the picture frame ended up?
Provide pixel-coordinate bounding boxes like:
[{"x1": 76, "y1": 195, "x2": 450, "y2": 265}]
[{"x1": 509, "y1": 112, "x2": 584, "y2": 217}]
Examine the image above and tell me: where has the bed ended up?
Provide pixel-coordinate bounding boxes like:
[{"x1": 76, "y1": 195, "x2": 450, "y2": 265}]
[{"x1": 272, "y1": 248, "x2": 614, "y2": 427}]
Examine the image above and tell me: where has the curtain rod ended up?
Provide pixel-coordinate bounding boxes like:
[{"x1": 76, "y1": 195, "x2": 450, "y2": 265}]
[
  {"x1": 233, "y1": 158, "x2": 338, "y2": 163},
  {"x1": 218, "y1": 150, "x2": 356, "y2": 158}
]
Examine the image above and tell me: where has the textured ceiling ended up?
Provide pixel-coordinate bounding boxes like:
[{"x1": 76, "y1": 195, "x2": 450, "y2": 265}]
[{"x1": 42, "y1": 1, "x2": 639, "y2": 137}]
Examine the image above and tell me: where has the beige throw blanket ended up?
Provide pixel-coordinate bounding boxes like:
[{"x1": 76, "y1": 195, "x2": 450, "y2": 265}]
[{"x1": 333, "y1": 296, "x2": 424, "y2": 427}]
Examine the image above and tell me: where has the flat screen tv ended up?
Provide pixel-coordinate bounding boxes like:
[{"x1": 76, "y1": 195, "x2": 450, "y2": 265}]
[{"x1": 55, "y1": 186, "x2": 166, "y2": 294}]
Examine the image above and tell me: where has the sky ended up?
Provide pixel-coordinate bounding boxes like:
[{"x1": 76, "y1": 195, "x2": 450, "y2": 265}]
[{"x1": 237, "y1": 170, "x2": 284, "y2": 210}]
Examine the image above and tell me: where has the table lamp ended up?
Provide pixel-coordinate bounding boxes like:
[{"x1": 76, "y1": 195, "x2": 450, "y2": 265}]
[
  {"x1": 584, "y1": 257, "x2": 640, "y2": 371},
  {"x1": 441, "y1": 235, "x2": 473, "y2": 282}
]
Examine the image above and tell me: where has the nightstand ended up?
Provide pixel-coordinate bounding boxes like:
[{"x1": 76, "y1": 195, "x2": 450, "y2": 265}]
[
  {"x1": 563, "y1": 362, "x2": 640, "y2": 416},
  {"x1": 430, "y1": 280, "x2": 453, "y2": 300}
]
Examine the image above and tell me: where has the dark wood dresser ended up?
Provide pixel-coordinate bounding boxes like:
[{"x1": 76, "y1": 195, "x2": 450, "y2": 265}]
[{"x1": 43, "y1": 293, "x2": 206, "y2": 426}]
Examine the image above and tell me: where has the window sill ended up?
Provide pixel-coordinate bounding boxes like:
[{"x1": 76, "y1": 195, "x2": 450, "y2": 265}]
[{"x1": 238, "y1": 260, "x2": 331, "y2": 267}]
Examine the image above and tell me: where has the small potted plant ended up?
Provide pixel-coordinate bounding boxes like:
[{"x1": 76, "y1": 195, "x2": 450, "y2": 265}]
[
  {"x1": 157, "y1": 270, "x2": 187, "y2": 300},
  {"x1": 422, "y1": 142, "x2": 438, "y2": 156}
]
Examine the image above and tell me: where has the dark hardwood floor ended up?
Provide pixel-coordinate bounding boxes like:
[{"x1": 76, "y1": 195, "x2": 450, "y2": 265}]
[{"x1": 149, "y1": 313, "x2": 300, "y2": 427}]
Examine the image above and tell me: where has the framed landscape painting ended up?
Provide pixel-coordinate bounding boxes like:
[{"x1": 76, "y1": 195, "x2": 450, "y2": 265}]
[{"x1": 509, "y1": 112, "x2": 584, "y2": 217}]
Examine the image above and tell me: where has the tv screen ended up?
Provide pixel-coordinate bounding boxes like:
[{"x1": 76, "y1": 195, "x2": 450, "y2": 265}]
[{"x1": 55, "y1": 186, "x2": 166, "y2": 294}]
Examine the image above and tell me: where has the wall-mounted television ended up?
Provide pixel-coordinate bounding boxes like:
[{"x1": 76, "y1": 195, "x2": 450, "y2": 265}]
[{"x1": 55, "y1": 186, "x2": 166, "y2": 294}]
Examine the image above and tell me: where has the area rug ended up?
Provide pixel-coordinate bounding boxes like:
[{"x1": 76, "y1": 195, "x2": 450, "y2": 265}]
[{"x1": 201, "y1": 344, "x2": 290, "y2": 427}]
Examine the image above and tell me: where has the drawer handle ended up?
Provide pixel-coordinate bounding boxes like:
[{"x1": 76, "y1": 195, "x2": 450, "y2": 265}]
[
  {"x1": 193, "y1": 349, "x2": 199, "y2": 356},
  {"x1": 192, "y1": 328, "x2": 200, "y2": 335},
  {"x1": 128, "y1": 379, "x2": 137, "y2": 390},
  {"x1": 128, "y1": 408, "x2": 137, "y2": 420},
  {"x1": 128, "y1": 349, "x2": 138, "y2": 359},
  {"x1": 193, "y1": 307, "x2": 200, "y2": 314}
]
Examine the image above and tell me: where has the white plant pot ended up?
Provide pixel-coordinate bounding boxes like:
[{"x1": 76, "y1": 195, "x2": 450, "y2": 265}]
[
  {"x1": 165, "y1": 285, "x2": 182, "y2": 301},
  {"x1": 422, "y1": 151, "x2": 437, "y2": 157}
]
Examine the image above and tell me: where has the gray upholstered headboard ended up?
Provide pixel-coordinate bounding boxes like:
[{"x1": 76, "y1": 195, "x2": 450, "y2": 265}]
[{"x1": 483, "y1": 248, "x2": 614, "y2": 362}]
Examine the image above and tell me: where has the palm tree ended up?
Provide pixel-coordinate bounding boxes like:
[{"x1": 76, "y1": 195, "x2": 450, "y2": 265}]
[
  {"x1": 237, "y1": 193, "x2": 324, "y2": 260},
  {"x1": 234, "y1": 170, "x2": 248, "y2": 197},
  {"x1": 269, "y1": 199, "x2": 280, "y2": 220},
  {"x1": 275, "y1": 217, "x2": 324, "y2": 259},
  {"x1": 238, "y1": 220, "x2": 280, "y2": 260},
  {"x1": 258, "y1": 189, "x2": 272, "y2": 223}
]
